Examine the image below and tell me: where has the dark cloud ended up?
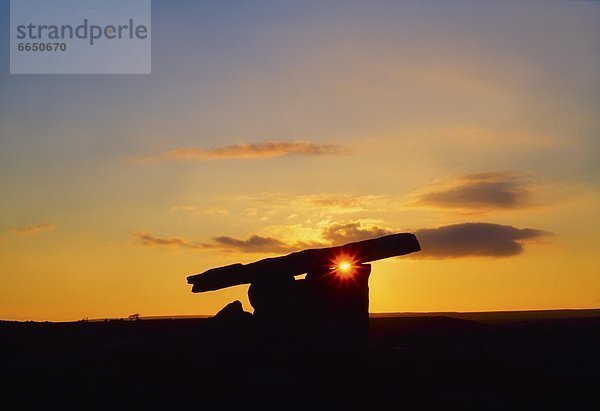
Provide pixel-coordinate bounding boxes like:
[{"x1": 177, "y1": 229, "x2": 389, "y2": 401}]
[
  {"x1": 212, "y1": 235, "x2": 292, "y2": 253},
  {"x1": 132, "y1": 232, "x2": 203, "y2": 250},
  {"x1": 132, "y1": 232, "x2": 296, "y2": 254},
  {"x1": 214, "y1": 221, "x2": 548, "y2": 258},
  {"x1": 133, "y1": 221, "x2": 550, "y2": 258},
  {"x1": 209, "y1": 223, "x2": 395, "y2": 254},
  {"x1": 417, "y1": 172, "x2": 531, "y2": 210},
  {"x1": 321, "y1": 222, "x2": 395, "y2": 244},
  {"x1": 415, "y1": 222, "x2": 550, "y2": 258}
]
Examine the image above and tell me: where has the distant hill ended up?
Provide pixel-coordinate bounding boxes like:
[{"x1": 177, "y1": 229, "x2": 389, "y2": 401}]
[{"x1": 370, "y1": 308, "x2": 600, "y2": 323}]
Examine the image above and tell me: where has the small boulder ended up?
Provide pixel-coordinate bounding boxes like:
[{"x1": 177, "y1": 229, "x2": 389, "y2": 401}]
[{"x1": 213, "y1": 300, "x2": 252, "y2": 323}]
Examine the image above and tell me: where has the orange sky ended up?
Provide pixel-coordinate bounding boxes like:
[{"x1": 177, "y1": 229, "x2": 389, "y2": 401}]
[{"x1": 1, "y1": 1, "x2": 599, "y2": 321}]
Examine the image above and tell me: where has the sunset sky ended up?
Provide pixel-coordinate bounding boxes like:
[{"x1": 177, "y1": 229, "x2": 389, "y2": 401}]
[{"x1": 1, "y1": 0, "x2": 599, "y2": 321}]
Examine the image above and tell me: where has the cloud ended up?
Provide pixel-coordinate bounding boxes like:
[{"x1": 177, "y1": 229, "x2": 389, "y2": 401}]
[
  {"x1": 211, "y1": 235, "x2": 292, "y2": 253},
  {"x1": 301, "y1": 194, "x2": 389, "y2": 215},
  {"x1": 133, "y1": 221, "x2": 550, "y2": 258},
  {"x1": 132, "y1": 232, "x2": 204, "y2": 250},
  {"x1": 415, "y1": 172, "x2": 532, "y2": 210},
  {"x1": 216, "y1": 193, "x2": 392, "y2": 221},
  {"x1": 170, "y1": 205, "x2": 229, "y2": 216},
  {"x1": 415, "y1": 222, "x2": 550, "y2": 258},
  {"x1": 132, "y1": 232, "x2": 296, "y2": 254},
  {"x1": 202, "y1": 223, "x2": 395, "y2": 253},
  {"x1": 321, "y1": 222, "x2": 395, "y2": 244},
  {"x1": 7, "y1": 223, "x2": 55, "y2": 236},
  {"x1": 133, "y1": 141, "x2": 347, "y2": 163},
  {"x1": 308, "y1": 195, "x2": 380, "y2": 209},
  {"x1": 244, "y1": 208, "x2": 259, "y2": 217},
  {"x1": 322, "y1": 221, "x2": 549, "y2": 258}
]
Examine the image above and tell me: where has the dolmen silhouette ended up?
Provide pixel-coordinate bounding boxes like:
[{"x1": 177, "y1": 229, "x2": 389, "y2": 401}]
[{"x1": 187, "y1": 233, "x2": 421, "y2": 350}]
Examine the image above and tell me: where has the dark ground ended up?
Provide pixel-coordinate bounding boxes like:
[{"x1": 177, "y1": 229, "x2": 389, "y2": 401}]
[{"x1": 1, "y1": 309, "x2": 598, "y2": 410}]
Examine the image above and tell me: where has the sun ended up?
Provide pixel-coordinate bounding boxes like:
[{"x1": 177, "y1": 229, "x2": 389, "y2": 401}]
[
  {"x1": 335, "y1": 260, "x2": 354, "y2": 278},
  {"x1": 338, "y1": 262, "x2": 352, "y2": 272},
  {"x1": 330, "y1": 253, "x2": 358, "y2": 279}
]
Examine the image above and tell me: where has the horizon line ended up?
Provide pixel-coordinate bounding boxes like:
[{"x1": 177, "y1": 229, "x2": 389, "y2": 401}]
[{"x1": 2, "y1": 307, "x2": 599, "y2": 323}]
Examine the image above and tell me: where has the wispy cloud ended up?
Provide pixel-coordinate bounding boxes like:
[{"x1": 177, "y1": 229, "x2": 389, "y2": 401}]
[
  {"x1": 132, "y1": 232, "x2": 204, "y2": 250},
  {"x1": 132, "y1": 141, "x2": 347, "y2": 163},
  {"x1": 414, "y1": 172, "x2": 533, "y2": 210},
  {"x1": 169, "y1": 205, "x2": 229, "y2": 216},
  {"x1": 211, "y1": 192, "x2": 391, "y2": 221},
  {"x1": 7, "y1": 223, "x2": 55, "y2": 236},
  {"x1": 298, "y1": 194, "x2": 390, "y2": 215},
  {"x1": 132, "y1": 232, "x2": 298, "y2": 254}
]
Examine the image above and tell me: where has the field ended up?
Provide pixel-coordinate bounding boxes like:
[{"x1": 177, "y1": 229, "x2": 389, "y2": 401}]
[{"x1": 1, "y1": 310, "x2": 598, "y2": 409}]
